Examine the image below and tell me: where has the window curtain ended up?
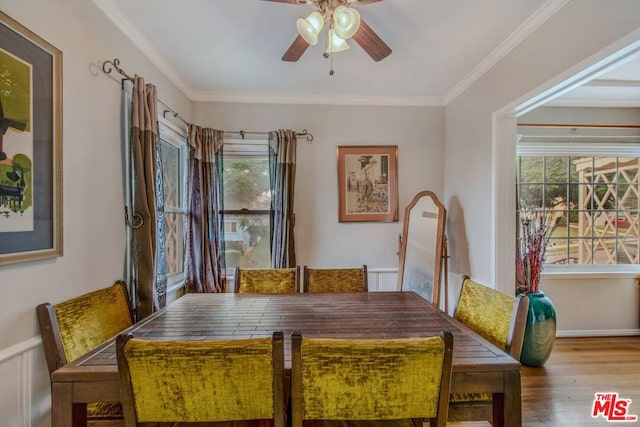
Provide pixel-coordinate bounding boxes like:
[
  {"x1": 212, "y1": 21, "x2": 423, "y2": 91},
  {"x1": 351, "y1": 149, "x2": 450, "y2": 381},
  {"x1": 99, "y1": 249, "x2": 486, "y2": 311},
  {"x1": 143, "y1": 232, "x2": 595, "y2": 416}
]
[
  {"x1": 269, "y1": 129, "x2": 297, "y2": 268},
  {"x1": 185, "y1": 125, "x2": 224, "y2": 293},
  {"x1": 121, "y1": 80, "x2": 135, "y2": 315},
  {"x1": 128, "y1": 76, "x2": 167, "y2": 320}
]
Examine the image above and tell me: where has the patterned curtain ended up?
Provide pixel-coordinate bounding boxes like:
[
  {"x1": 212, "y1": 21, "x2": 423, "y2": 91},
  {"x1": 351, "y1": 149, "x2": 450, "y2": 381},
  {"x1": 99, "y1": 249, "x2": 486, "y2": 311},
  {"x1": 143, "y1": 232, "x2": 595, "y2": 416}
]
[
  {"x1": 130, "y1": 76, "x2": 167, "y2": 320},
  {"x1": 269, "y1": 129, "x2": 297, "y2": 268},
  {"x1": 185, "y1": 125, "x2": 224, "y2": 293}
]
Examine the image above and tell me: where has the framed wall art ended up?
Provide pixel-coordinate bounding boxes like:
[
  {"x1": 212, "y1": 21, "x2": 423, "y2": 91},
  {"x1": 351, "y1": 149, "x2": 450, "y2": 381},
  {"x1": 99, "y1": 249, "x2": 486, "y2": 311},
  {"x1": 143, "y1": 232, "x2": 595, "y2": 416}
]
[
  {"x1": 0, "y1": 11, "x2": 63, "y2": 266},
  {"x1": 337, "y1": 145, "x2": 398, "y2": 222}
]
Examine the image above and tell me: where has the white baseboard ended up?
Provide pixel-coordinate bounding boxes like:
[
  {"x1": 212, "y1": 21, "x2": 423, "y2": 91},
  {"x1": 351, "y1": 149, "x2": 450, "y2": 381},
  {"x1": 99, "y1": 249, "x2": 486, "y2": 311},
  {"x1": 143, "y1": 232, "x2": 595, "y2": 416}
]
[{"x1": 556, "y1": 329, "x2": 640, "y2": 337}]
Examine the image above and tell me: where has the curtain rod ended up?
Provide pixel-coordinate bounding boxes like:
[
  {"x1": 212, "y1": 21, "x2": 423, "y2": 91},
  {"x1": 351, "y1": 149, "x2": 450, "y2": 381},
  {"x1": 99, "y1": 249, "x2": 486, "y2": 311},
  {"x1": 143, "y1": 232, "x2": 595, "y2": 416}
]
[
  {"x1": 101, "y1": 58, "x2": 314, "y2": 143},
  {"x1": 223, "y1": 129, "x2": 313, "y2": 142}
]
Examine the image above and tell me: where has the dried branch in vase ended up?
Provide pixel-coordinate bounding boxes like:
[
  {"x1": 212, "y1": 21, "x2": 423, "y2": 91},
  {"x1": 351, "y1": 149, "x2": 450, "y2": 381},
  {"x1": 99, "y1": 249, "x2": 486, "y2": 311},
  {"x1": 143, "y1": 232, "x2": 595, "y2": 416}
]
[{"x1": 516, "y1": 208, "x2": 558, "y2": 294}]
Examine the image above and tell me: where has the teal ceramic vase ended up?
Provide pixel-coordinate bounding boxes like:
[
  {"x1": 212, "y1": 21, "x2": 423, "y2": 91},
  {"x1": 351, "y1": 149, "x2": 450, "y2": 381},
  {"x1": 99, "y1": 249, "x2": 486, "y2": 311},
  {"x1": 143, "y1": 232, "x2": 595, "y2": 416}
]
[{"x1": 520, "y1": 290, "x2": 556, "y2": 367}]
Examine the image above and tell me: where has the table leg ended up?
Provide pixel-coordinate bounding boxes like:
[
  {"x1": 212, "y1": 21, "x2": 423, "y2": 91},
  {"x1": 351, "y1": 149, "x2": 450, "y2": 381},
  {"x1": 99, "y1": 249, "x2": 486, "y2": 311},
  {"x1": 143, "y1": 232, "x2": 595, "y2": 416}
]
[
  {"x1": 73, "y1": 403, "x2": 88, "y2": 426},
  {"x1": 502, "y1": 370, "x2": 522, "y2": 427},
  {"x1": 492, "y1": 393, "x2": 505, "y2": 427},
  {"x1": 51, "y1": 382, "x2": 73, "y2": 427}
]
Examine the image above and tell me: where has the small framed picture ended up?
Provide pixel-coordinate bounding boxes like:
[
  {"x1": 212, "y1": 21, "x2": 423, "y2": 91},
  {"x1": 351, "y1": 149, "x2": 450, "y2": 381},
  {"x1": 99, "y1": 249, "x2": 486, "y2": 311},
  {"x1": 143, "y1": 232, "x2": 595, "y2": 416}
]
[{"x1": 337, "y1": 145, "x2": 398, "y2": 222}]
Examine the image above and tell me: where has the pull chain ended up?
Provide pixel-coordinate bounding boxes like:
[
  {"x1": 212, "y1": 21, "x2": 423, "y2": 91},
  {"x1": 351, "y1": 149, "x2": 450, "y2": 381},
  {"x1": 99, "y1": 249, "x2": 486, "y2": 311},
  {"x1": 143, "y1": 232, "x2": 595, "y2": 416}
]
[
  {"x1": 329, "y1": 52, "x2": 334, "y2": 76},
  {"x1": 326, "y1": 19, "x2": 335, "y2": 76}
]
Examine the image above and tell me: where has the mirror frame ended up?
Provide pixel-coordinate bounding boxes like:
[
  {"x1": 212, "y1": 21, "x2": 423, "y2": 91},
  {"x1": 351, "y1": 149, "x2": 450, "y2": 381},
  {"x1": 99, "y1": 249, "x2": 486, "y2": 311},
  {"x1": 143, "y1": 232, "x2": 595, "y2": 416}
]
[{"x1": 397, "y1": 191, "x2": 447, "y2": 308}]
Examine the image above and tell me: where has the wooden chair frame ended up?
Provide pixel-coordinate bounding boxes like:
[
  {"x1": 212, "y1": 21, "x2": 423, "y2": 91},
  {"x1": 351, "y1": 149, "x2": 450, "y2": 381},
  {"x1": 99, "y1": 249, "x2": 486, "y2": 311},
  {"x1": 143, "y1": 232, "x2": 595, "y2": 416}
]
[
  {"x1": 448, "y1": 275, "x2": 529, "y2": 424},
  {"x1": 302, "y1": 265, "x2": 368, "y2": 293},
  {"x1": 37, "y1": 280, "x2": 133, "y2": 374},
  {"x1": 291, "y1": 330, "x2": 454, "y2": 427},
  {"x1": 37, "y1": 280, "x2": 132, "y2": 427}
]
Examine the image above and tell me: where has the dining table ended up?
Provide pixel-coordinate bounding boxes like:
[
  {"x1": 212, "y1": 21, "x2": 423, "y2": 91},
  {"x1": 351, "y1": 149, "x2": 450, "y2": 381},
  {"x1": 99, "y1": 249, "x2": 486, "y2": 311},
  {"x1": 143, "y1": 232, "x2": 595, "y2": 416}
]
[{"x1": 50, "y1": 291, "x2": 522, "y2": 427}]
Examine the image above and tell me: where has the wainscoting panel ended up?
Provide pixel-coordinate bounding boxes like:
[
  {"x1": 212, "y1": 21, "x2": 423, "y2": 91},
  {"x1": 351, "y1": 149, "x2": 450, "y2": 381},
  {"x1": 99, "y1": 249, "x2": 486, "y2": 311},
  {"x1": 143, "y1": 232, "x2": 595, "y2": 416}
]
[
  {"x1": 0, "y1": 337, "x2": 50, "y2": 427},
  {"x1": 367, "y1": 268, "x2": 399, "y2": 292},
  {"x1": 0, "y1": 355, "x2": 22, "y2": 427}
]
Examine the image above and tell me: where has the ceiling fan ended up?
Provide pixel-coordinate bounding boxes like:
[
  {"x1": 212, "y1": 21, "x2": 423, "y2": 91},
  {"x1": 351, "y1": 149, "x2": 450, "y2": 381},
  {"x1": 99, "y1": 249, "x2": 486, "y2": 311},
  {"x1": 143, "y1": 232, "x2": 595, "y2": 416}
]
[{"x1": 263, "y1": 0, "x2": 392, "y2": 65}]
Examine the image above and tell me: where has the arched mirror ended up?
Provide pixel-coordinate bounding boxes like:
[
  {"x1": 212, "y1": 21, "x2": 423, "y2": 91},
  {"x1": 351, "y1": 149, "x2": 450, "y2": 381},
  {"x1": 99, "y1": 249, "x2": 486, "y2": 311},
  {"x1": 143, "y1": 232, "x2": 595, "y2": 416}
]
[{"x1": 398, "y1": 191, "x2": 447, "y2": 308}]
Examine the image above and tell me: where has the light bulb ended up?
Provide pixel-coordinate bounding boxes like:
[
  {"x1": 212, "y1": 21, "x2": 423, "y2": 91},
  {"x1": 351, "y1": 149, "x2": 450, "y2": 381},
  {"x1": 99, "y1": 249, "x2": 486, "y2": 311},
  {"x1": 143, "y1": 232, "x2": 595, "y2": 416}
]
[
  {"x1": 333, "y1": 5, "x2": 360, "y2": 40},
  {"x1": 296, "y1": 11, "x2": 324, "y2": 45},
  {"x1": 325, "y1": 29, "x2": 350, "y2": 54}
]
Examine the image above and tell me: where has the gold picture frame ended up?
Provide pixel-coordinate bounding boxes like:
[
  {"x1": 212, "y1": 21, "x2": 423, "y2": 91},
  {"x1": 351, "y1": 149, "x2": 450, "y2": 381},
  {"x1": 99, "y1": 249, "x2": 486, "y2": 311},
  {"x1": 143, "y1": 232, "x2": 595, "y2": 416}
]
[
  {"x1": 337, "y1": 145, "x2": 398, "y2": 222},
  {"x1": 0, "y1": 11, "x2": 63, "y2": 265}
]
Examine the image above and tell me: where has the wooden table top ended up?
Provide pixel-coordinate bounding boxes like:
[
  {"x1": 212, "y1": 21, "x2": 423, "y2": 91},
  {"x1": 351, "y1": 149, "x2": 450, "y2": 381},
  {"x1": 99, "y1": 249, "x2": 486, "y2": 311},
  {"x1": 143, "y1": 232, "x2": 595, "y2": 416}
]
[{"x1": 53, "y1": 291, "x2": 518, "y2": 382}]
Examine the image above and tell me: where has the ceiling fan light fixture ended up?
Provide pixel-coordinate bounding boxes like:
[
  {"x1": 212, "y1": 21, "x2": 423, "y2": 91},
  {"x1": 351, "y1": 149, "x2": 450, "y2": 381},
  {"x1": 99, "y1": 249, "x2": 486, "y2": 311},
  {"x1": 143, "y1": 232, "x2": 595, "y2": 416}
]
[
  {"x1": 325, "y1": 29, "x2": 350, "y2": 54},
  {"x1": 296, "y1": 11, "x2": 325, "y2": 45},
  {"x1": 333, "y1": 5, "x2": 360, "y2": 40}
]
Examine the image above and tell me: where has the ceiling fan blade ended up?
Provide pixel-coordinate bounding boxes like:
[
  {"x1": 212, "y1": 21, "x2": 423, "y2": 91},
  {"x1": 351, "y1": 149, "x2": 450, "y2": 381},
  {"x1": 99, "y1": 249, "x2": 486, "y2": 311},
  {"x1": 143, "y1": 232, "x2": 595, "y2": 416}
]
[
  {"x1": 352, "y1": 19, "x2": 392, "y2": 62},
  {"x1": 282, "y1": 34, "x2": 310, "y2": 61}
]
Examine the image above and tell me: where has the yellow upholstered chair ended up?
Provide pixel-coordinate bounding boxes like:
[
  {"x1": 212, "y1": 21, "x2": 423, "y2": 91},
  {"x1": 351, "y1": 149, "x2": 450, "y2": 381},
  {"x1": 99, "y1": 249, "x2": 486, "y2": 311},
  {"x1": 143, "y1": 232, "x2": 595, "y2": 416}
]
[
  {"x1": 448, "y1": 275, "x2": 529, "y2": 423},
  {"x1": 302, "y1": 265, "x2": 368, "y2": 293},
  {"x1": 234, "y1": 267, "x2": 300, "y2": 293},
  {"x1": 37, "y1": 281, "x2": 133, "y2": 427},
  {"x1": 291, "y1": 331, "x2": 454, "y2": 427},
  {"x1": 116, "y1": 331, "x2": 286, "y2": 427}
]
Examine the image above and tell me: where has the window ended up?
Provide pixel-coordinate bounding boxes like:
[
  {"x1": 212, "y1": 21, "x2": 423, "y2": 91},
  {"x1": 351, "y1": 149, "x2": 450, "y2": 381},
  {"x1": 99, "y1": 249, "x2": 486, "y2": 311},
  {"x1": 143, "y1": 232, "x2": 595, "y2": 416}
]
[
  {"x1": 517, "y1": 125, "x2": 640, "y2": 268},
  {"x1": 224, "y1": 222, "x2": 238, "y2": 233},
  {"x1": 221, "y1": 141, "x2": 272, "y2": 269},
  {"x1": 159, "y1": 120, "x2": 187, "y2": 285}
]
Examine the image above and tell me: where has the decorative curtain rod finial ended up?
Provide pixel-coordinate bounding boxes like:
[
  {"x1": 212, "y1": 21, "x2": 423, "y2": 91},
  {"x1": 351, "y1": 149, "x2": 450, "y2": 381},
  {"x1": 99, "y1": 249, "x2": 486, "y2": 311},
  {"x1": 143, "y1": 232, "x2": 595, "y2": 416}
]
[
  {"x1": 102, "y1": 58, "x2": 133, "y2": 81},
  {"x1": 298, "y1": 129, "x2": 314, "y2": 143},
  {"x1": 102, "y1": 58, "x2": 134, "y2": 89}
]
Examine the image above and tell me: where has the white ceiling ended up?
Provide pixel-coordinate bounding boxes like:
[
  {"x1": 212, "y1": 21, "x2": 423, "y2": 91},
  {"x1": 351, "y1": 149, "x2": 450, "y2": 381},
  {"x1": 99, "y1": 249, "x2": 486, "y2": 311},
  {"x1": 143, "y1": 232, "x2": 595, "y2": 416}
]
[{"x1": 97, "y1": 0, "x2": 639, "y2": 107}]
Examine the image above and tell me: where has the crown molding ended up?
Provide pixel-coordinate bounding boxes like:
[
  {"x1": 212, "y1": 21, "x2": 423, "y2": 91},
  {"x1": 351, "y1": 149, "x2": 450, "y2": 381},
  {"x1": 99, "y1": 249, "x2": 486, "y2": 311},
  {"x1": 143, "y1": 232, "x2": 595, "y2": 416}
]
[
  {"x1": 443, "y1": 0, "x2": 571, "y2": 105},
  {"x1": 92, "y1": 0, "x2": 196, "y2": 98},
  {"x1": 190, "y1": 92, "x2": 446, "y2": 106}
]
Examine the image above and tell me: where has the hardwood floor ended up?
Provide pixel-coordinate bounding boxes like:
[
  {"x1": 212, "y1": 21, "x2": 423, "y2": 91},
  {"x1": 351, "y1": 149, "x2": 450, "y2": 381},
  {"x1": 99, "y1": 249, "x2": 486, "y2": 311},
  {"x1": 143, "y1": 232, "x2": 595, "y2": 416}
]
[
  {"x1": 521, "y1": 336, "x2": 640, "y2": 426},
  {"x1": 449, "y1": 336, "x2": 640, "y2": 426}
]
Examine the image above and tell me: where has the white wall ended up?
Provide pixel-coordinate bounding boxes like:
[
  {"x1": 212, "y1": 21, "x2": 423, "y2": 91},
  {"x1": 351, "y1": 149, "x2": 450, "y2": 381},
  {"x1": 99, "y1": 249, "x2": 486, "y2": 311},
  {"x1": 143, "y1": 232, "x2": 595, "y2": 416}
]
[
  {"x1": 0, "y1": 0, "x2": 190, "y2": 425},
  {"x1": 193, "y1": 102, "x2": 445, "y2": 269},
  {"x1": 445, "y1": 0, "x2": 640, "y2": 331}
]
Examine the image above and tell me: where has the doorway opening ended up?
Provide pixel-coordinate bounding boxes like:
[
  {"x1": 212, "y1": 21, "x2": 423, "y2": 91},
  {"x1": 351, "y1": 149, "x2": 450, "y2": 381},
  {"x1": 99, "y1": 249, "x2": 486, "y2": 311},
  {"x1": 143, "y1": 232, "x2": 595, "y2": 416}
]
[{"x1": 492, "y1": 36, "x2": 640, "y2": 296}]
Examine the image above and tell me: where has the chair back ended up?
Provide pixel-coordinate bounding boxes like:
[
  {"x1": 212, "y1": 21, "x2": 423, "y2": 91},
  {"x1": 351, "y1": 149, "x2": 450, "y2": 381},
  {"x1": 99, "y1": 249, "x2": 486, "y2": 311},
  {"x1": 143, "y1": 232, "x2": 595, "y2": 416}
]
[
  {"x1": 454, "y1": 275, "x2": 529, "y2": 359},
  {"x1": 234, "y1": 267, "x2": 299, "y2": 293},
  {"x1": 116, "y1": 332, "x2": 286, "y2": 426},
  {"x1": 37, "y1": 281, "x2": 133, "y2": 374},
  {"x1": 303, "y1": 265, "x2": 368, "y2": 293},
  {"x1": 291, "y1": 331, "x2": 453, "y2": 427}
]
